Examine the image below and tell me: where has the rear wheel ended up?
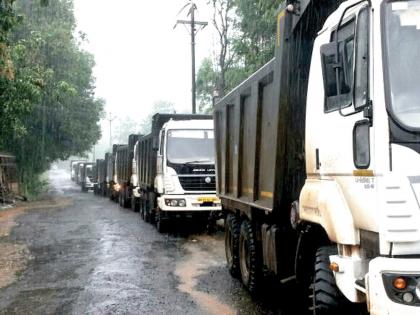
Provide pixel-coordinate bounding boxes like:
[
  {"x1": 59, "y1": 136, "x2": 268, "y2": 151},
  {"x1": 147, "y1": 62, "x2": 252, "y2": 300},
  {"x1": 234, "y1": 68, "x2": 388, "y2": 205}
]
[
  {"x1": 225, "y1": 214, "x2": 241, "y2": 277},
  {"x1": 118, "y1": 193, "x2": 123, "y2": 207},
  {"x1": 239, "y1": 220, "x2": 262, "y2": 294},
  {"x1": 123, "y1": 188, "x2": 130, "y2": 208},
  {"x1": 131, "y1": 197, "x2": 139, "y2": 212}
]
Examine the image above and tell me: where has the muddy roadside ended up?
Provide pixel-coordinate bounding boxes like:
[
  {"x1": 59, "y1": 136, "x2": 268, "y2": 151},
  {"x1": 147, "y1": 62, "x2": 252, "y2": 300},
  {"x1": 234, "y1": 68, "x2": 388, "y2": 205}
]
[{"x1": 0, "y1": 197, "x2": 72, "y2": 289}]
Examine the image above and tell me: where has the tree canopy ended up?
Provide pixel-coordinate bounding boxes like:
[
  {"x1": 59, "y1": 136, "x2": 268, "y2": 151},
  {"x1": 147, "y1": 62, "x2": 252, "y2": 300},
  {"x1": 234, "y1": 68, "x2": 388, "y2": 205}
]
[
  {"x1": 0, "y1": 0, "x2": 103, "y2": 196},
  {"x1": 197, "y1": 0, "x2": 283, "y2": 112}
]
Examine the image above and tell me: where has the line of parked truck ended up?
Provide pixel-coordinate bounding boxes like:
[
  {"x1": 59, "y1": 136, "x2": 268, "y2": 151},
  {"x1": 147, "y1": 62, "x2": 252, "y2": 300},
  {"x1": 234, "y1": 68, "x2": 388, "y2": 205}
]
[
  {"x1": 71, "y1": 113, "x2": 222, "y2": 233},
  {"x1": 72, "y1": 0, "x2": 420, "y2": 313}
]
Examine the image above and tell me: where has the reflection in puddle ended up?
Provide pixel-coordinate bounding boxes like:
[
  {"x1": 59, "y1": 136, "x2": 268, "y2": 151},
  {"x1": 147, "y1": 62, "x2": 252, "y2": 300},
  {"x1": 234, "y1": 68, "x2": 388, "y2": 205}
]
[{"x1": 175, "y1": 235, "x2": 236, "y2": 315}]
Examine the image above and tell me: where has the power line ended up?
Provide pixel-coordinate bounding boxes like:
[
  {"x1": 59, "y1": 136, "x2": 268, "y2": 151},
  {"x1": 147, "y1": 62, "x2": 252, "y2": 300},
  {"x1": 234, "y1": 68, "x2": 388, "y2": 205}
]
[{"x1": 174, "y1": 2, "x2": 208, "y2": 114}]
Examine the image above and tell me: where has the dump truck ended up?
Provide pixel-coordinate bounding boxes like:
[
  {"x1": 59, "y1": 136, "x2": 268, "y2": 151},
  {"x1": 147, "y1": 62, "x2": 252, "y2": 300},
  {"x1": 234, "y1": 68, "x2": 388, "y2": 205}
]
[
  {"x1": 93, "y1": 159, "x2": 105, "y2": 195},
  {"x1": 135, "y1": 113, "x2": 222, "y2": 232},
  {"x1": 115, "y1": 134, "x2": 140, "y2": 208},
  {"x1": 214, "y1": 0, "x2": 420, "y2": 314},
  {"x1": 97, "y1": 153, "x2": 109, "y2": 196},
  {"x1": 71, "y1": 160, "x2": 86, "y2": 182},
  {"x1": 80, "y1": 162, "x2": 95, "y2": 192},
  {"x1": 107, "y1": 144, "x2": 124, "y2": 201},
  {"x1": 75, "y1": 161, "x2": 86, "y2": 185},
  {"x1": 130, "y1": 141, "x2": 140, "y2": 211}
]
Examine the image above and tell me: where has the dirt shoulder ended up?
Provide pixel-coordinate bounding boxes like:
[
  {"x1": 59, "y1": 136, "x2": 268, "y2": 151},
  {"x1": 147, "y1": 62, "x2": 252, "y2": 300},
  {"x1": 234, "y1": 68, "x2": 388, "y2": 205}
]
[{"x1": 0, "y1": 197, "x2": 72, "y2": 289}]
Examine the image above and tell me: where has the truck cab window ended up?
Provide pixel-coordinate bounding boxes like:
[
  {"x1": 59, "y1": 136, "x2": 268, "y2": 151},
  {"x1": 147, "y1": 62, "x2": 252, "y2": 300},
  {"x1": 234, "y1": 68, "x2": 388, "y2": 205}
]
[
  {"x1": 322, "y1": 19, "x2": 355, "y2": 112},
  {"x1": 354, "y1": 7, "x2": 370, "y2": 109}
]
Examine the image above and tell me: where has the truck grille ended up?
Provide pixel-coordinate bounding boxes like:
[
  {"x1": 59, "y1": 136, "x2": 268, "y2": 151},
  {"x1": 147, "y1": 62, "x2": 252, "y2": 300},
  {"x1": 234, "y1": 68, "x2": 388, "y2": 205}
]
[{"x1": 178, "y1": 176, "x2": 216, "y2": 191}]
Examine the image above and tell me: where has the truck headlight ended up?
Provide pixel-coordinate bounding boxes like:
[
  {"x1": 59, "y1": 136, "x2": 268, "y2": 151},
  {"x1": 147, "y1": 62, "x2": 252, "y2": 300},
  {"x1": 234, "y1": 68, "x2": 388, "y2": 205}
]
[
  {"x1": 383, "y1": 273, "x2": 420, "y2": 306},
  {"x1": 164, "y1": 199, "x2": 186, "y2": 207}
]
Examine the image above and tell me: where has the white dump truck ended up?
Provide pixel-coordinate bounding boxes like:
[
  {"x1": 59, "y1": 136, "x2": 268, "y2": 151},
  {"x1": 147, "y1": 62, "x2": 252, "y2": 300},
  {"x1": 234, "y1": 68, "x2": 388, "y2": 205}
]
[
  {"x1": 214, "y1": 0, "x2": 420, "y2": 314},
  {"x1": 135, "y1": 113, "x2": 222, "y2": 232}
]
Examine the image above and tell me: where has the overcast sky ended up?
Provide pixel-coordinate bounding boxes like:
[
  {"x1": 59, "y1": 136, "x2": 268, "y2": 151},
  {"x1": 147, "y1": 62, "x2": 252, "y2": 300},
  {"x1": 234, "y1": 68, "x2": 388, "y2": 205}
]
[{"x1": 73, "y1": 0, "x2": 215, "y2": 149}]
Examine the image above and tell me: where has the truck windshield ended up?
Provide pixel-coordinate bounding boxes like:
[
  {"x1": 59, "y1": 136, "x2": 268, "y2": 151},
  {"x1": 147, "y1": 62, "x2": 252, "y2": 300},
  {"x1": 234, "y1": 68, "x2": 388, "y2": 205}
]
[
  {"x1": 383, "y1": 1, "x2": 420, "y2": 129},
  {"x1": 166, "y1": 129, "x2": 215, "y2": 164}
]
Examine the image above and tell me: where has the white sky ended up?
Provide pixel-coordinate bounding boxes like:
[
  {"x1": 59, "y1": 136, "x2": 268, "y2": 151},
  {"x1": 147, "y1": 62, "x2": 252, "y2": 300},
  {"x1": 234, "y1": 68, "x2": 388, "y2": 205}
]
[{"x1": 73, "y1": 0, "x2": 215, "y2": 149}]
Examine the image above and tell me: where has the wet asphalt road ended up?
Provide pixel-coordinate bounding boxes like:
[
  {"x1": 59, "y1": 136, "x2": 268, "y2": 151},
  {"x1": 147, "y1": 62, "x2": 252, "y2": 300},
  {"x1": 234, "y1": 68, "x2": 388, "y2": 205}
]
[{"x1": 0, "y1": 169, "x2": 304, "y2": 315}]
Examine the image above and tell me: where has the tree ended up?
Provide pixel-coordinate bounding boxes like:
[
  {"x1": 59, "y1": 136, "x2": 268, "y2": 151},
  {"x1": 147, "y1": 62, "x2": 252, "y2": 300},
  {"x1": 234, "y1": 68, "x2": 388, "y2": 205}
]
[
  {"x1": 196, "y1": 57, "x2": 248, "y2": 113},
  {"x1": 113, "y1": 116, "x2": 141, "y2": 144},
  {"x1": 196, "y1": 57, "x2": 217, "y2": 113},
  {"x1": 0, "y1": 0, "x2": 103, "y2": 196},
  {"x1": 233, "y1": 0, "x2": 283, "y2": 73},
  {"x1": 209, "y1": 0, "x2": 236, "y2": 97},
  {"x1": 139, "y1": 100, "x2": 175, "y2": 135}
]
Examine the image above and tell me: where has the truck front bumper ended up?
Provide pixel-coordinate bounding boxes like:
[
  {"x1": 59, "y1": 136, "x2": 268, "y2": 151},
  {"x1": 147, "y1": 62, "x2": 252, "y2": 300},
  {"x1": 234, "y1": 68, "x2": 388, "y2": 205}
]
[
  {"x1": 367, "y1": 257, "x2": 420, "y2": 315},
  {"x1": 158, "y1": 194, "x2": 222, "y2": 212}
]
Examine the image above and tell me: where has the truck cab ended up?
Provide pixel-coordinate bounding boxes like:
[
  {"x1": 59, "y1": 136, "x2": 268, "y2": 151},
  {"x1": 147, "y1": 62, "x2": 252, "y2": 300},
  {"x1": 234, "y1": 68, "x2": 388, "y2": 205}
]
[
  {"x1": 80, "y1": 162, "x2": 95, "y2": 192},
  {"x1": 154, "y1": 119, "x2": 221, "y2": 230},
  {"x1": 299, "y1": 0, "x2": 420, "y2": 313}
]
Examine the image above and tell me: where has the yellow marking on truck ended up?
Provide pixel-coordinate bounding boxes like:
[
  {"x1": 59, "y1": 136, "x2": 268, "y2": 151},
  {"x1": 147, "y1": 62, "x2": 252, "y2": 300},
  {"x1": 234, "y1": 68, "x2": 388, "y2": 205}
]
[
  {"x1": 276, "y1": 10, "x2": 286, "y2": 47},
  {"x1": 353, "y1": 170, "x2": 374, "y2": 177},
  {"x1": 243, "y1": 187, "x2": 253, "y2": 194},
  {"x1": 197, "y1": 197, "x2": 219, "y2": 203},
  {"x1": 260, "y1": 191, "x2": 273, "y2": 198}
]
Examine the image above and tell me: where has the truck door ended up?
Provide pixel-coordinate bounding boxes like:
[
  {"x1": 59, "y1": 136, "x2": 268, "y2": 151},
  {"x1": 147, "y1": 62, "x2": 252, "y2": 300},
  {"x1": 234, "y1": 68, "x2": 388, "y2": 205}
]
[{"x1": 307, "y1": 5, "x2": 377, "y2": 232}]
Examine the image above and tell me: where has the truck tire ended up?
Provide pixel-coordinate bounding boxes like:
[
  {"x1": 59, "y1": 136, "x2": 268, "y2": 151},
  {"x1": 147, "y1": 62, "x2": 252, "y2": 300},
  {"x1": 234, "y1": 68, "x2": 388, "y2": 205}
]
[
  {"x1": 156, "y1": 211, "x2": 169, "y2": 233},
  {"x1": 312, "y1": 246, "x2": 354, "y2": 315},
  {"x1": 225, "y1": 214, "x2": 240, "y2": 278},
  {"x1": 131, "y1": 197, "x2": 139, "y2": 212},
  {"x1": 239, "y1": 220, "x2": 262, "y2": 294},
  {"x1": 123, "y1": 188, "x2": 130, "y2": 208},
  {"x1": 140, "y1": 202, "x2": 145, "y2": 221}
]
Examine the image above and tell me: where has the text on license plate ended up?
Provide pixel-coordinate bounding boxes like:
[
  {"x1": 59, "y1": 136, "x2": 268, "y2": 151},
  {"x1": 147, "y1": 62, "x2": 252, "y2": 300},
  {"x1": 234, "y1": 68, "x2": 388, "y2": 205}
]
[{"x1": 197, "y1": 197, "x2": 218, "y2": 203}]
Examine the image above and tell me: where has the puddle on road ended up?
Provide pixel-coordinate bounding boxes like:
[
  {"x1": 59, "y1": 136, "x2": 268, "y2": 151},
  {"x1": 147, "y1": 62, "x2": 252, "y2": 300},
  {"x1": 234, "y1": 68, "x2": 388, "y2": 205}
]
[
  {"x1": 0, "y1": 197, "x2": 73, "y2": 289},
  {"x1": 175, "y1": 235, "x2": 236, "y2": 315}
]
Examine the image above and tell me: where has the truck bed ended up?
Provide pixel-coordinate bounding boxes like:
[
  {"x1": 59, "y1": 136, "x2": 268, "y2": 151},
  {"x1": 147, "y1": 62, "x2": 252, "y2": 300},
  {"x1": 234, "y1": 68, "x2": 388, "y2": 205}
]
[{"x1": 214, "y1": 0, "x2": 342, "y2": 215}]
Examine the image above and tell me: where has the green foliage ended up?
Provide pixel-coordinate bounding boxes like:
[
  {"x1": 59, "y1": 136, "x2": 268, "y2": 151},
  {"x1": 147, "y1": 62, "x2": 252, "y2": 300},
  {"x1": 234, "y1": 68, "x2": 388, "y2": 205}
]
[
  {"x1": 197, "y1": 0, "x2": 283, "y2": 110},
  {"x1": 139, "y1": 100, "x2": 175, "y2": 134},
  {"x1": 197, "y1": 58, "x2": 217, "y2": 113},
  {"x1": 233, "y1": 0, "x2": 283, "y2": 73},
  {"x1": 0, "y1": 0, "x2": 103, "y2": 196},
  {"x1": 196, "y1": 57, "x2": 248, "y2": 113}
]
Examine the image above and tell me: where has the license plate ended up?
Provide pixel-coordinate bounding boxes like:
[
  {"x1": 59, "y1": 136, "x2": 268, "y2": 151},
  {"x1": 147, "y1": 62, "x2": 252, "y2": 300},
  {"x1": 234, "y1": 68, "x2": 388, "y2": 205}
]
[{"x1": 197, "y1": 197, "x2": 218, "y2": 203}]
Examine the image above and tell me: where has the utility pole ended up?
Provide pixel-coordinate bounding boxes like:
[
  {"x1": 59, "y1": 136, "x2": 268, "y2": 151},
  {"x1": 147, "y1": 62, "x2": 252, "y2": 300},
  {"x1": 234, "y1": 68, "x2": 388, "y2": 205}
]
[
  {"x1": 174, "y1": 2, "x2": 207, "y2": 114},
  {"x1": 107, "y1": 112, "x2": 116, "y2": 151}
]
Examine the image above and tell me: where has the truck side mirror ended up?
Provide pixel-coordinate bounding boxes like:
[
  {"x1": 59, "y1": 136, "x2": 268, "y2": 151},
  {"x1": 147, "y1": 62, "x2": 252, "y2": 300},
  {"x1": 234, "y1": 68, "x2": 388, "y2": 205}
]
[{"x1": 353, "y1": 119, "x2": 370, "y2": 169}]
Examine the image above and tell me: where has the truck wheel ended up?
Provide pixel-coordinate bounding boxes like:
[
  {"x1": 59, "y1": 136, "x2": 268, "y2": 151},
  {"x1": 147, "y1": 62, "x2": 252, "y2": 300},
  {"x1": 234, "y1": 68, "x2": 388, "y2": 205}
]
[
  {"x1": 312, "y1": 246, "x2": 352, "y2": 315},
  {"x1": 225, "y1": 214, "x2": 240, "y2": 278},
  {"x1": 239, "y1": 220, "x2": 262, "y2": 294},
  {"x1": 131, "y1": 197, "x2": 139, "y2": 212},
  {"x1": 156, "y1": 211, "x2": 169, "y2": 233},
  {"x1": 123, "y1": 188, "x2": 130, "y2": 208},
  {"x1": 118, "y1": 193, "x2": 122, "y2": 207}
]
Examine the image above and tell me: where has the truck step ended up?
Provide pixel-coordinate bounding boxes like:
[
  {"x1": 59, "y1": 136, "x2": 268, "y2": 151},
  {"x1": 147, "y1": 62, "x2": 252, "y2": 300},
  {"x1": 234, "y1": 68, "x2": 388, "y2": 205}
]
[{"x1": 355, "y1": 279, "x2": 366, "y2": 293}]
